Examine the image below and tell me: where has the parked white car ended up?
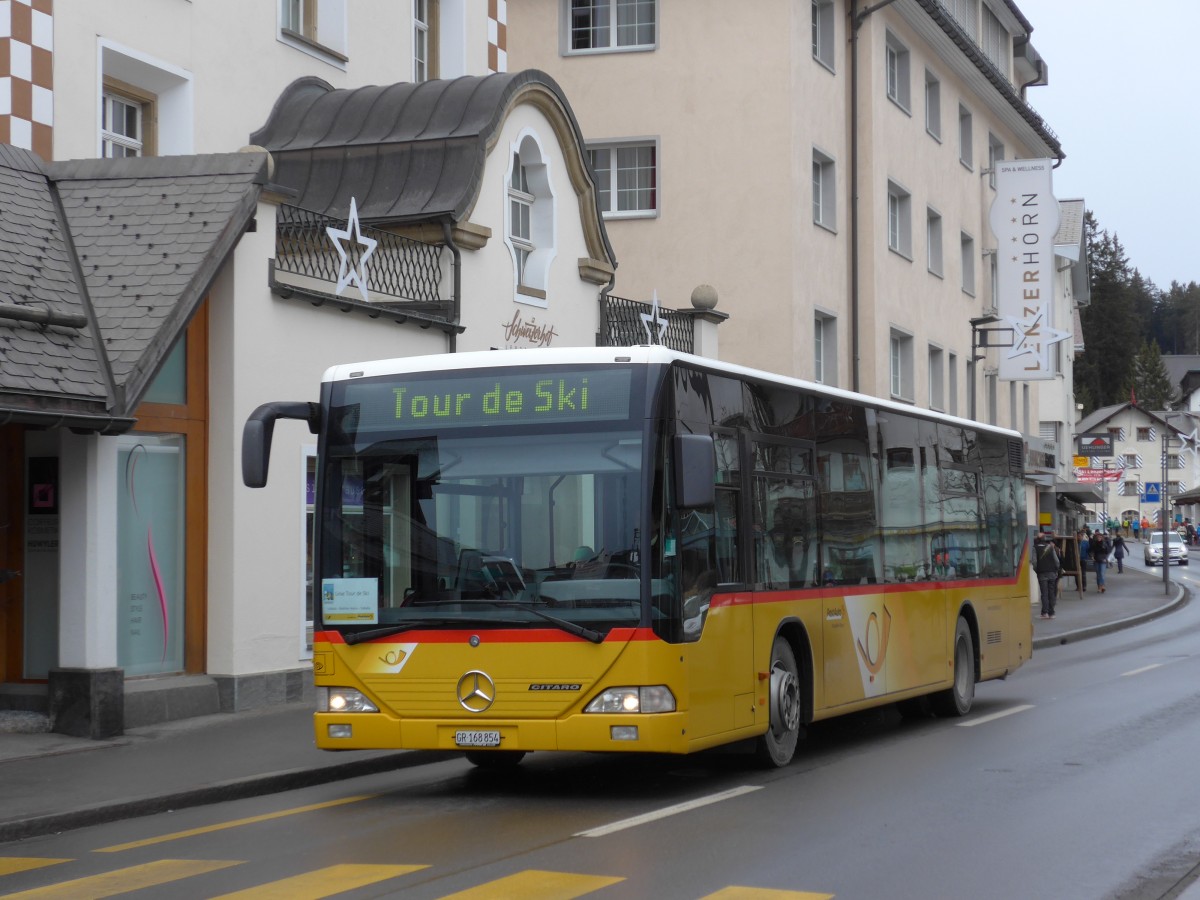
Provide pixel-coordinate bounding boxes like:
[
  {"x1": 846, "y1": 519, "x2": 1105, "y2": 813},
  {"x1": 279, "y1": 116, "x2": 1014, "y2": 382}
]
[{"x1": 1144, "y1": 532, "x2": 1189, "y2": 566}]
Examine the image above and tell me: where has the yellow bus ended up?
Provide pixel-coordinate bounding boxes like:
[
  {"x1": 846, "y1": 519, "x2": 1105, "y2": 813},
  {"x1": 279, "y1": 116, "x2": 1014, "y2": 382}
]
[{"x1": 243, "y1": 346, "x2": 1032, "y2": 768}]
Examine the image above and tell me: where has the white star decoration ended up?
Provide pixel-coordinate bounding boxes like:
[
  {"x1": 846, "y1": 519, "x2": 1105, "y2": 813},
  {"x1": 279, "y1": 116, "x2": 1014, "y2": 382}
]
[
  {"x1": 326, "y1": 197, "x2": 377, "y2": 304},
  {"x1": 640, "y1": 290, "x2": 669, "y2": 344}
]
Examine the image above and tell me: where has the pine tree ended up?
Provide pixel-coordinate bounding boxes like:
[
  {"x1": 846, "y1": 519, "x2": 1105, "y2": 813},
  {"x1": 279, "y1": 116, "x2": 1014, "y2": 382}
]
[
  {"x1": 1078, "y1": 212, "x2": 1143, "y2": 412},
  {"x1": 1126, "y1": 340, "x2": 1177, "y2": 410}
]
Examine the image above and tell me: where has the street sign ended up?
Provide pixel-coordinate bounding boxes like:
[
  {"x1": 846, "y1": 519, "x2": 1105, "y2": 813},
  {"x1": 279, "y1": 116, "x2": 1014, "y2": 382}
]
[
  {"x1": 1144, "y1": 482, "x2": 1161, "y2": 503},
  {"x1": 1075, "y1": 467, "x2": 1124, "y2": 483},
  {"x1": 1077, "y1": 433, "x2": 1114, "y2": 457},
  {"x1": 1072, "y1": 455, "x2": 1089, "y2": 468}
]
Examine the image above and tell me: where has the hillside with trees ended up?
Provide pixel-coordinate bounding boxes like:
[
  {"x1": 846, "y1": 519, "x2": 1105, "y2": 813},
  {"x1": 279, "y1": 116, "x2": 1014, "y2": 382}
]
[{"x1": 1077, "y1": 211, "x2": 1200, "y2": 414}]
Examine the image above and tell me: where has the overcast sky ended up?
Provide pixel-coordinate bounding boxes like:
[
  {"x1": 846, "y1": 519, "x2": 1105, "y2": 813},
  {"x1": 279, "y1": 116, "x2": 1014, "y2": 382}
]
[{"x1": 1014, "y1": 0, "x2": 1198, "y2": 291}]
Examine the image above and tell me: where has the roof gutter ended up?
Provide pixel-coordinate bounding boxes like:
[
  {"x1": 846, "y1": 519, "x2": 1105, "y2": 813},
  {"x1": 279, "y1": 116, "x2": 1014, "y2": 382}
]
[{"x1": 0, "y1": 405, "x2": 137, "y2": 435}]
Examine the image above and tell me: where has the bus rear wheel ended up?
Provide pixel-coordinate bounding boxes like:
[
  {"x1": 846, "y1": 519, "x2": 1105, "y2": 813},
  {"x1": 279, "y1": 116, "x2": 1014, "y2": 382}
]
[
  {"x1": 756, "y1": 636, "x2": 803, "y2": 767},
  {"x1": 931, "y1": 617, "x2": 975, "y2": 717},
  {"x1": 465, "y1": 750, "x2": 527, "y2": 769}
]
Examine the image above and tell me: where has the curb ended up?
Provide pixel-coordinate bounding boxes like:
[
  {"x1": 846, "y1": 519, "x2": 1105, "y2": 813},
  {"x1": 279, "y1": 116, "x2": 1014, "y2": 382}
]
[
  {"x1": 0, "y1": 750, "x2": 454, "y2": 844},
  {"x1": 1032, "y1": 581, "x2": 1190, "y2": 650}
]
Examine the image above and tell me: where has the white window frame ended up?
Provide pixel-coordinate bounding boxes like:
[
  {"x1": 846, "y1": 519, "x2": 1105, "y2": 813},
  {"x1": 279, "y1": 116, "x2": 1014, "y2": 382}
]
[
  {"x1": 101, "y1": 89, "x2": 145, "y2": 158},
  {"x1": 413, "y1": 0, "x2": 432, "y2": 82},
  {"x1": 885, "y1": 32, "x2": 911, "y2": 111},
  {"x1": 960, "y1": 231, "x2": 976, "y2": 296},
  {"x1": 958, "y1": 103, "x2": 973, "y2": 169},
  {"x1": 588, "y1": 139, "x2": 658, "y2": 218},
  {"x1": 890, "y1": 328, "x2": 914, "y2": 402},
  {"x1": 98, "y1": 40, "x2": 193, "y2": 157},
  {"x1": 887, "y1": 180, "x2": 912, "y2": 259},
  {"x1": 924, "y1": 69, "x2": 941, "y2": 141},
  {"x1": 506, "y1": 131, "x2": 557, "y2": 304},
  {"x1": 812, "y1": 148, "x2": 836, "y2": 231},
  {"x1": 812, "y1": 0, "x2": 835, "y2": 71},
  {"x1": 563, "y1": 0, "x2": 658, "y2": 55},
  {"x1": 279, "y1": 0, "x2": 348, "y2": 65},
  {"x1": 987, "y1": 133, "x2": 1005, "y2": 189},
  {"x1": 926, "y1": 207, "x2": 943, "y2": 276},
  {"x1": 814, "y1": 311, "x2": 838, "y2": 386},
  {"x1": 928, "y1": 344, "x2": 945, "y2": 411}
]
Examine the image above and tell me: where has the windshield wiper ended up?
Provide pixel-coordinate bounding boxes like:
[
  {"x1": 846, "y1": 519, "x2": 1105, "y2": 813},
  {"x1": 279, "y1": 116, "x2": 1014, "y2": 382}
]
[
  {"x1": 457, "y1": 600, "x2": 605, "y2": 644},
  {"x1": 343, "y1": 617, "x2": 524, "y2": 645}
]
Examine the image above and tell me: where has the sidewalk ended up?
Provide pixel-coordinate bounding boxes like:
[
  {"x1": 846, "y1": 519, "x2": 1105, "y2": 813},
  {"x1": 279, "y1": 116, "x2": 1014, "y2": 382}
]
[{"x1": 0, "y1": 568, "x2": 1187, "y2": 844}]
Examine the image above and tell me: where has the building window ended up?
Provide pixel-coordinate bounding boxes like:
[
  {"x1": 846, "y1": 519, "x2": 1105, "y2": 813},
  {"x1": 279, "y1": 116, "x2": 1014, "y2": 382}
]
[
  {"x1": 981, "y1": 5, "x2": 1011, "y2": 75},
  {"x1": 1122, "y1": 452, "x2": 1139, "y2": 468},
  {"x1": 966, "y1": 358, "x2": 976, "y2": 420},
  {"x1": 887, "y1": 180, "x2": 912, "y2": 258},
  {"x1": 987, "y1": 133, "x2": 1005, "y2": 189},
  {"x1": 509, "y1": 152, "x2": 534, "y2": 287},
  {"x1": 1169, "y1": 454, "x2": 1182, "y2": 470},
  {"x1": 812, "y1": 149, "x2": 836, "y2": 230},
  {"x1": 890, "y1": 329, "x2": 913, "y2": 401},
  {"x1": 961, "y1": 232, "x2": 975, "y2": 296},
  {"x1": 926, "y1": 207, "x2": 943, "y2": 276},
  {"x1": 413, "y1": 0, "x2": 439, "y2": 82},
  {"x1": 814, "y1": 312, "x2": 837, "y2": 385},
  {"x1": 959, "y1": 104, "x2": 973, "y2": 169},
  {"x1": 588, "y1": 141, "x2": 657, "y2": 217},
  {"x1": 812, "y1": 0, "x2": 835, "y2": 71},
  {"x1": 280, "y1": 0, "x2": 348, "y2": 61},
  {"x1": 986, "y1": 372, "x2": 998, "y2": 425},
  {"x1": 929, "y1": 345, "x2": 945, "y2": 410},
  {"x1": 885, "y1": 32, "x2": 911, "y2": 111},
  {"x1": 942, "y1": 0, "x2": 978, "y2": 37},
  {"x1": 925, "y1": 69, "x2": 941, "y2": 140},
  {"x1": 507, "y1": 134, "x2": 555, "y2": 301},
  {"x1": 1137, "y1": 427, "x2": 1153, "y2": 441},
  {"x1": 101, "y1": 86, "x2": 151, "y2": 158},
  {"x1": 566, "y1": 0, "x2": 656, "y2": 53},
  {"x1": 948, "y1": 351, "x2": 958, "y2": 415}
]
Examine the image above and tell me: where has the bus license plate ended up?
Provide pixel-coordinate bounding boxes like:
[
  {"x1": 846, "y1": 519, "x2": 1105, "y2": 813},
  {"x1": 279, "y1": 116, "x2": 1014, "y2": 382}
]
[{"x1": 455, "y1": 729, "x2": 501, "y2": 748}]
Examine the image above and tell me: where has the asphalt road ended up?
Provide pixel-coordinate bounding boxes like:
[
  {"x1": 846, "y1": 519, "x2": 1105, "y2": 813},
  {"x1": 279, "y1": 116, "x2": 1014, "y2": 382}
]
[{"x1": 6, "y1": 574, "x2": 1200, "y2": 899}]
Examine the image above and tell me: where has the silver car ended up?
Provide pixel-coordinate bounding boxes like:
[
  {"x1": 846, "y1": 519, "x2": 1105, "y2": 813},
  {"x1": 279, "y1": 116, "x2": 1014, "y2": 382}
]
[{"x1": 1145, "y1": 532, "x2": 1189, "y2": 566}]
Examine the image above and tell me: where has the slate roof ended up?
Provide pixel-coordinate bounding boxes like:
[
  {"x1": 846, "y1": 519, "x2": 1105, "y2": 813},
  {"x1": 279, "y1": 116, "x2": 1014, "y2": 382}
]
[{"x1": 0, "y1": 147, "x2": 267, "y2": 432}]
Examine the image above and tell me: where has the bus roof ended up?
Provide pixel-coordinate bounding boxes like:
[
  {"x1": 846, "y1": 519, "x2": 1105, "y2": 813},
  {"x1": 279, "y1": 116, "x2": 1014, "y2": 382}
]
[{"x1": 322, "y1": 346, "x2": 1022, "y2": 440}]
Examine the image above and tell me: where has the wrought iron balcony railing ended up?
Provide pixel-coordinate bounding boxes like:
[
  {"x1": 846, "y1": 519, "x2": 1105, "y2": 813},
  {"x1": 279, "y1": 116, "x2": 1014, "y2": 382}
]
[
  {"x1": 599, "y1": 293, "x2": 694, "y2": 353},
  {"x1": 271, "y1": 204, "x2": 453, "y2": 322}
]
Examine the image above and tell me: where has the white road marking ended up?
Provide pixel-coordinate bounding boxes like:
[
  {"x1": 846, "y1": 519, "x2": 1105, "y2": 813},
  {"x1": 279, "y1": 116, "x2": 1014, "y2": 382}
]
[
  {"x1": 574, "y1": 785, "x2": 763, "y2": 837},
  {"x1": 1122, "y1": 663, "x2": 1163, "y2": 677},
  {"x1": 956, "y1": 704, "x2": 1035, "y2": 727}
]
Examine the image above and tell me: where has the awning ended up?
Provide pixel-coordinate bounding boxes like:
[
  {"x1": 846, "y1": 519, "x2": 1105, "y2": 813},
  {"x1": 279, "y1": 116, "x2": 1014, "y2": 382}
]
[{"x1": 1054, "y1": 481, "x2": 1103, "y2": 504}]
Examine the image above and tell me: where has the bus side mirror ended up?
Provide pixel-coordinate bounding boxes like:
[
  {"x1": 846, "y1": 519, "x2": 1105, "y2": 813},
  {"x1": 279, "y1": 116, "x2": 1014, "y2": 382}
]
[
  {"x1": 674, "y1": 433, "x2": 716, "y2": 509},
  {"x1": 242, "y1": 401, "x2": 319, "y2": 488}
]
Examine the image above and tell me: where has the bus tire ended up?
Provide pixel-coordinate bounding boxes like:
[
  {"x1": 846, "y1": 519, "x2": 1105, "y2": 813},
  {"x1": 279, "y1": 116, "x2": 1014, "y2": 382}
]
[
  {"x1": 755, "y1": 636, "x2": 803, "y2": 767},
  {"x1": 931, "y1": 616, "x2": 975, "y2": 717},
  {"x1": 465, "y1": 750, "x2": 527, "y2": 769}
]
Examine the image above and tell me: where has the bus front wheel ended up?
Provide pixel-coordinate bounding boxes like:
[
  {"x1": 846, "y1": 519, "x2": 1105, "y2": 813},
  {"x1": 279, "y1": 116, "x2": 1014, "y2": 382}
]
[
  {"x1": 756, "y1": 636, "x2": 803, "y2": 767},
  {"x1": 931, "y1": 617, "x2": 975, "y2": 717}
]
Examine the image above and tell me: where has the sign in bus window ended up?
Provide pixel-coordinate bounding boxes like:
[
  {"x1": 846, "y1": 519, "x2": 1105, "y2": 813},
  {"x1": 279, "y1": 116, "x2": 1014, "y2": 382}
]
[{"x1": 322, "y1": 577, "x2": 379, "y2": 624}]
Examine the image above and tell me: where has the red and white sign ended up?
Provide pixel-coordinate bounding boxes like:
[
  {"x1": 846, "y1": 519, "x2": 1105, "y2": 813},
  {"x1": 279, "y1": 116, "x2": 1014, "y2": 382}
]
[{"x1": 1074, "y1": 467, "x2": 1124, "y2": 483}]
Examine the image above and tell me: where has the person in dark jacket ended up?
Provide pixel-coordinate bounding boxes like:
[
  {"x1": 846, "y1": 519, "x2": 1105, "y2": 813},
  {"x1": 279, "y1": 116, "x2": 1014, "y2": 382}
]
[
  {"x1": 1091, "y1": 530, "x2": 1112, "y2": 593},
  {"x1": 1033, "y1": 532, "x2": 1061, "y2": 618},
  {"x1": 1112, "y1": 532, "x2": 1127, "y2": 573}
]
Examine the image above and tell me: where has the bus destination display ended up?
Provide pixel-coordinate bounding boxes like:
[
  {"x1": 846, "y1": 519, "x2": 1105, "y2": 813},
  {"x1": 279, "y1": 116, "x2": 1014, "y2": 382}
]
[{"x1": 342, "y1": 367, "x2": 633, "y2": 432}]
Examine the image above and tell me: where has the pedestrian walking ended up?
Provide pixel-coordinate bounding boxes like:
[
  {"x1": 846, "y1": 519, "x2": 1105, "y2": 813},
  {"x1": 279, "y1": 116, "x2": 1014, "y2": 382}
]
[
  {"x1": 1033, "y1": 532, "x2": 1061, "y2": 618},
  {"x1": 1112, "y1": 532, "x2": 1127, "y2": 573},
  {"x1": 1132, "y1": 518, "x2": 1141, "y2": 542},
  {"x1": 1091, "y1": 529, "x2": 1112, "y2": 593},
  {"x1": 1069, "y1": 529, "x2": 1088, "y2": 593}
]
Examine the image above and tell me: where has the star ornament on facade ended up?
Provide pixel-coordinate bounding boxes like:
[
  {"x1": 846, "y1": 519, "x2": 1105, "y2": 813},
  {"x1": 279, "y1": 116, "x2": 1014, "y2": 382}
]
[
  {"x1": 640, "y1": 290, "x2": 669, "y2": 344},
  {"x1": 326, "y1": 197, "x2": 377, "y2": 304}
]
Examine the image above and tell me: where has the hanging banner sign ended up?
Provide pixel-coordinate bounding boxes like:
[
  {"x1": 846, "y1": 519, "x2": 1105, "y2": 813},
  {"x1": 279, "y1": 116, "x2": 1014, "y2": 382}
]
[
  {"x1": 1074, "y1": 467, "x2": 1124, "y2": 483},
  {"x1": 988, "y1": 160, "x2": 1071, "y2": 381}
]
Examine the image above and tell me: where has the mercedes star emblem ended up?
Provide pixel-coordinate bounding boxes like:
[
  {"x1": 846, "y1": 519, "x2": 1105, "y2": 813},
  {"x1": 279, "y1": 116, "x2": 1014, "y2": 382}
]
[{"x1": 456, "y1": 670, "x2": 496, "y2": 713}]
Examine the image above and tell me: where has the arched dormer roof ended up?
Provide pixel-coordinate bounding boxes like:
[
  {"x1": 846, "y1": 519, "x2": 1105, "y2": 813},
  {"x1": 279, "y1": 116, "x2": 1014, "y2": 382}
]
[{"x1": 250, "y1": 69, "x2": 614, "y2": 269}]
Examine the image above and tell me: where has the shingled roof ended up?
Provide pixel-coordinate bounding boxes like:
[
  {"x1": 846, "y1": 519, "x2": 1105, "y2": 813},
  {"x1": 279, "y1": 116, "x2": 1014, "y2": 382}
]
[{"x1": 0, "y1": 147, "x2": 267, "y2": 432}]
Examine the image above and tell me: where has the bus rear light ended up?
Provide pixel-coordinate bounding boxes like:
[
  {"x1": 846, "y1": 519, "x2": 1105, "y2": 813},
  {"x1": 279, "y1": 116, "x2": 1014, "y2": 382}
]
[
  {"x1": 318, "y1": 687, "x2": 378, "y2": 713},
  {"x1": 584, "y1": 686, "x2": 676, "y2": 714}
]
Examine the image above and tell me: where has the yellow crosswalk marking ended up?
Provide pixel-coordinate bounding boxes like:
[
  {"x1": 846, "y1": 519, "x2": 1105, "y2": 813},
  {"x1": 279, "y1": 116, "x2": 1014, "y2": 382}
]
[
  {"x1": 0, "y1": 858, "x2": 240, "y2": 899},
  {"x1": 0, "y1": 860, "x2": 70, "y2": 877},
  {"x1": 702, "y1": 888, "x2": 835, "y2": 900},
  {"x1": 94, "y1": 794, "x2": 375, "y2": 853},
  {"x1": 436, "y1": 869, "x2": 624, "y2": 899},
  {"x1": 206, "y1": 863, "x2": 428, "y2": 899}
]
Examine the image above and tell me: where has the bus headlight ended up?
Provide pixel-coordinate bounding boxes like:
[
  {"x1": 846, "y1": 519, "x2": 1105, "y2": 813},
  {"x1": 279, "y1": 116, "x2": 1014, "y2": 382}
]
[
  {"x1": 317, "y1": 687, "x2": 378, "y2": 713},
  {"x1": 584, "y1": 686, "x2": 676, "y2": 714}
]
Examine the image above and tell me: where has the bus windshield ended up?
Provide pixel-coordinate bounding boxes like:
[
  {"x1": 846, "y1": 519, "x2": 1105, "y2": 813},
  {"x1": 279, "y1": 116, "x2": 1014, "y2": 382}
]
[{"x1": 316, "y1": 366, "x2": 651, "y2": 639}]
